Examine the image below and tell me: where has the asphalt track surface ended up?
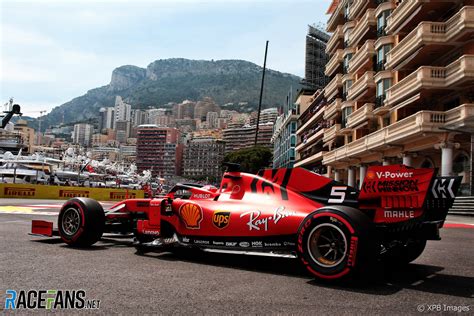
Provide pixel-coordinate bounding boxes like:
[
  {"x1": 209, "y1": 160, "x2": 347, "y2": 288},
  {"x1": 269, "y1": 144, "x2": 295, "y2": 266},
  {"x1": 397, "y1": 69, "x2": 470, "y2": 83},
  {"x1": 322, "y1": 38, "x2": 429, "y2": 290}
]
[{"x1": 0, "y1": 199, "x2": 473, "y2": 314}]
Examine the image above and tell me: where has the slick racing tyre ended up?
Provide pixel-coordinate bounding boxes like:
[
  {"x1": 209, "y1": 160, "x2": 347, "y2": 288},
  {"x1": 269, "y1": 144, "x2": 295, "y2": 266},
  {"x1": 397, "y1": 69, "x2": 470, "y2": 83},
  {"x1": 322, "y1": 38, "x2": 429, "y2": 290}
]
[
  {"x1": 58, "y1": 198, "x2": 105, "y2": 247},
  {"x1": 297, "y1": 207, "x2": 370, "y2": 280}
]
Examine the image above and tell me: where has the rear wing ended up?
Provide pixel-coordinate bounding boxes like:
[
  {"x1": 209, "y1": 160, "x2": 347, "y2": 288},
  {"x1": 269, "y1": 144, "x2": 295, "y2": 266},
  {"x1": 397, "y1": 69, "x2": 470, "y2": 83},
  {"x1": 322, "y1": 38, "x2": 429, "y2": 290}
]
[{"x1": 359, "y1": 165, "x2": 462, "y2": 223}]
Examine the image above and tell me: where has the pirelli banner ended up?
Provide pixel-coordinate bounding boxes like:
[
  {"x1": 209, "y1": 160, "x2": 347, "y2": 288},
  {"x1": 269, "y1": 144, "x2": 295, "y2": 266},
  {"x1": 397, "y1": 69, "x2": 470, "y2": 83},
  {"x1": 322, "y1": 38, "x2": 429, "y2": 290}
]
[{"x1": 0, "y1": 184, "x2": 145, "y2": 201}]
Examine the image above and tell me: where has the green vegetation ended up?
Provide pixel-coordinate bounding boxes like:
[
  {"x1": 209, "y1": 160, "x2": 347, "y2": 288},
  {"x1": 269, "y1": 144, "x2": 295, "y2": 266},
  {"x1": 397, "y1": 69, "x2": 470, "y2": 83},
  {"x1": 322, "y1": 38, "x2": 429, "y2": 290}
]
[
  {"x1": 223, "y1": 146, "x2": 273, "y2": 174},
  {"x1": 39, "y1": 59, "x2": 301, "y2": 131}
]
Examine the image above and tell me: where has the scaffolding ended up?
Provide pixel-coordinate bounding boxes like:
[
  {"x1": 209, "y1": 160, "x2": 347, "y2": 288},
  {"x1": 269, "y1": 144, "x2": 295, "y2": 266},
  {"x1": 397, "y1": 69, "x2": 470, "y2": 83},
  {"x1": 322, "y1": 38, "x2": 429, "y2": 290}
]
[{"x1": 303, "y1": 24, "x2": 330, "y2": 90}]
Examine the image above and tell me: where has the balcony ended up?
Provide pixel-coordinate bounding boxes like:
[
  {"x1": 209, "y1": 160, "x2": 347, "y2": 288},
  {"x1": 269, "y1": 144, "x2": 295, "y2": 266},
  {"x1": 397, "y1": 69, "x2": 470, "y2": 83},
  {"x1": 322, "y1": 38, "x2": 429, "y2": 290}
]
[
  {"x1": 296, "y1": 127, "x2": 326, "y2": 152},
  {"x1": 297, "y1": 105, "x2": 326, "y2": 136},
  {"x1": 323, "y1": 104, "x2": 474, "y2": 165},
  {"x1": 294, "y1": 151, "x2": 326, "y2": 168},
  {"x1": 349, "y1": 9, "x2": 376, "y2": 47},
  {"x1": 347, "y1": 71, "x2": 376, "y2": 101},
  {"x1": 325, "y1": 49, "x2": 344, "y2": 77},
  {"x1": 386, "y1": 55, "x2": 474, "y2": 107},
  {"x1": 327, "y1": 0, "x2": 345, "y2": 32},
  {"x1": 348, "y1": 40, "x2": 375, "y2": 74},
  {"x1": 326, "y1": 25, "x2": 344, "y2": 55},
  {"x1": 349, "y1": 0, "x2": 372, "y2": 21},
  {"x1": 386, "y1": 7, "x2": 474, "y2": 70},
  {"x1": 323, "y1": 124, "x2": 342, "y2": 143},
  {"x1": 346, "y1": 103, "x2": 375, "y2": 128},
  {"x1": 386, "y1": 0, "x2": 461, "y2": 35},
  {"x1": 324, "y1": 98, "x2": 342, "y2": 120},
  {"x1": 324, "y1": 74, "x2": 343, "y2": 100}
]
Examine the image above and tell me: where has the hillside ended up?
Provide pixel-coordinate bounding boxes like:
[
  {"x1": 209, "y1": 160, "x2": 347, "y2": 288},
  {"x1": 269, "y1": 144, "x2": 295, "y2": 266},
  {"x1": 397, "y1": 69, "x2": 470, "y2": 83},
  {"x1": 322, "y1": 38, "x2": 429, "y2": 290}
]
[{"x1": 41, "y1": 58, "x2": 302, "y2": 130}]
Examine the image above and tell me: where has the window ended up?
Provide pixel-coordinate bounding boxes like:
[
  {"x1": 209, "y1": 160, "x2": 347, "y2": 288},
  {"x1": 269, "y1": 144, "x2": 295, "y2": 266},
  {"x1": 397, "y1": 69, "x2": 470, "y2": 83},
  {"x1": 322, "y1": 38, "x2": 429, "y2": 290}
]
[
  {"x1": 344, "y1": 28, "x2": 352, "y2": 48},
  {"x1": 376, "y1": 78, "x2": 392, "y2": 97},
  {"x1": 344, "y1": 1, "x2": 351, "y2": 20},
  {"x1": 377, "y1": 10, "x2": 391, "y2": 37},
  {"x1": 343, "y1": 53, "x2": 353, "y2": 73},
  {"x1": 343, "y1": 80, "x2": 353, "y2": 100},
  {"x1": 291, "y1": 121, "x2": 297, "y2": 133},
  {"x1": 376, "y1": 44, "x2": 391, "y2": 71},
  {"x1": 290, "y1": 135, "x2": 296, "y2": 146},
  {"x1": 376, "y1": 78, "x2": 392, "y2": 107},
  {"x1": 342, "y1": 107, "x2": 353, "y2": 128}
]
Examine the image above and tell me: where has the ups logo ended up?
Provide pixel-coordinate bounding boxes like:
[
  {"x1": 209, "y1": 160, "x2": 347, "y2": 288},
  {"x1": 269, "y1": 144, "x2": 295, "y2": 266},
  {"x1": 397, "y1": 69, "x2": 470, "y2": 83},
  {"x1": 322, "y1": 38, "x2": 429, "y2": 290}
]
[{"x1": 212, "y1": 211, "x2": 230, "y2": 229}]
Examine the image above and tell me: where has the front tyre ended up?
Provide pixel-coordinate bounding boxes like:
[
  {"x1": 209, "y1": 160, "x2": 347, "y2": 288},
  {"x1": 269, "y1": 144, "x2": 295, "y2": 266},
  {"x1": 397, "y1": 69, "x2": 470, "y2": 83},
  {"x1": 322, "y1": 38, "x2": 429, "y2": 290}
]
[
  {"x1": 58, "y1": 198, "x2": 105, "y2": 247},
  {"x1": 297, "y1": 207, "x2": 370, "y2": 280}
]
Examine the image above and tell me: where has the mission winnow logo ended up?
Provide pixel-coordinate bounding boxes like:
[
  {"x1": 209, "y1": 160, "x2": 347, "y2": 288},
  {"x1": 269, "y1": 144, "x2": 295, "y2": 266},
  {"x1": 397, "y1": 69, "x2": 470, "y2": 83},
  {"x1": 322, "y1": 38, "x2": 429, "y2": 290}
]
[{"x1": 4, "y1": 289, "x2": 100, "y2": 310}]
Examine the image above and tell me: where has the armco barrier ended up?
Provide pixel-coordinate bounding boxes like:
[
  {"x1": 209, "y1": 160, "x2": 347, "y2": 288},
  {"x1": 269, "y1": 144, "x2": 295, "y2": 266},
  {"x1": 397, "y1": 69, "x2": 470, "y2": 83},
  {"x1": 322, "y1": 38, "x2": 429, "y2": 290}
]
[{"x1": 0, "y1": 183, "x2": 145, "y2": 201}]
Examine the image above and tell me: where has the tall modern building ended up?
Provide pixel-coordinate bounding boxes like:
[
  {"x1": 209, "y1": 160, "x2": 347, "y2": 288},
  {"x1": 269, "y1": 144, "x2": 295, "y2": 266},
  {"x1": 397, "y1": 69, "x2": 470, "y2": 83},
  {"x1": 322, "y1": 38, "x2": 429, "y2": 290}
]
[
  {"x1": 115, "y1": 120, "x2": 131, "y2": 143},
  {"x1": 303, "y1": 24, "x2": 330, "y2": 89},
  {"x1": 136, "y1": 125, "x2": 183, "y2": 178},
  {"x1": 73, "y1": 123, "x2": 94, "y2": 147},
  {"x1": 296, "y1": 0, "x2": 473, "y2": 194},
  {"x1": 131, "y1": 109, "x2": 148, "y2": 127},
  {"x1": 99, "y1": 107, "x2": 115, "y2": 132},
  {"x1": 272, "y1": 90, "x2": 314, "y2": 168},
  {"x1": 114, "y1": 96, "x2": 132, "y2": 124},
  {"x1": 182, "y1": 137, "x2": 225, "y2": 181}
]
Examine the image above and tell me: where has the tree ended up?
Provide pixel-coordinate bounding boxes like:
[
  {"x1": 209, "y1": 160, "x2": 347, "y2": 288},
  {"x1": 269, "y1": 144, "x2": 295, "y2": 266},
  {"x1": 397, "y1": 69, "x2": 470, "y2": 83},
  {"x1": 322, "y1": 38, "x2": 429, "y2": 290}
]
[{"x1": 223, "y1": 146, "x2": 273, "y2": 174}]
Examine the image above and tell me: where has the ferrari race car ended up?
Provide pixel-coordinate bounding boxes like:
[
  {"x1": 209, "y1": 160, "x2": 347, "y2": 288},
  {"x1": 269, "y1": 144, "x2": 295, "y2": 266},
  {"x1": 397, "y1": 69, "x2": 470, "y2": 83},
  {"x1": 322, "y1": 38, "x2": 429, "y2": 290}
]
[{"x1": 31, "y1": 164, "x2": 461, "y2": 280}]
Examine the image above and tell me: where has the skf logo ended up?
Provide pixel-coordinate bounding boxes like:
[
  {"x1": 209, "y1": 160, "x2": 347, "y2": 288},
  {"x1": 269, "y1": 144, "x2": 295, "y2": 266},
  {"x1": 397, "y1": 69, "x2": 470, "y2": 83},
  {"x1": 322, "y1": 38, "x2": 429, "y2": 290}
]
[
  {"x1": 212, "y1": 211, "x2": 230, "y2": 229},
  {"x1": 179, "y1": 203, "x2": 203, "y2": 229},
  {"x1": 4, "y1": 187, "x2": 35, "y2": 197},
  {"x1": 59, "y1": 190, "x2": 89, "y2": 198},
  {"x1": 109, "y1": 192, "x2": 137, "y2": 200}
]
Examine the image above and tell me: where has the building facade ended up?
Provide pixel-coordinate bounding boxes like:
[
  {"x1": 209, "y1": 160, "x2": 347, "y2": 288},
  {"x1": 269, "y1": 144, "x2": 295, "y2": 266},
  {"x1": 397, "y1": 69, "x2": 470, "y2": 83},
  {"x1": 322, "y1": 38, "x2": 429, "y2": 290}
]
[
  {"x1": 272, "y1": 90, "x2": 314, "y2": 168},
  {"x1": 99, "y1": 107, "x2": 115, "y2": 132},
  {"x1": 223, "y1": 123, "x2": 274, "y2": 154},
  {"x1": 182, "y1": 137, "x2": 225, "y2": 181},
  {"x1": 114, "y1": 96, "x2": 131, "y2": 124},
  {"x1": 13, "y1": 119, "x2": 35, "y2": 153},
  {"x1": 72, "y1": 123, "x2": 94, "y2": 147},
  {"x1": 296, "y1": 0, "x2": 474, "y2": 195},
  {"x1": 136, "y1": 125, "x2": 183, "y2": 178}
]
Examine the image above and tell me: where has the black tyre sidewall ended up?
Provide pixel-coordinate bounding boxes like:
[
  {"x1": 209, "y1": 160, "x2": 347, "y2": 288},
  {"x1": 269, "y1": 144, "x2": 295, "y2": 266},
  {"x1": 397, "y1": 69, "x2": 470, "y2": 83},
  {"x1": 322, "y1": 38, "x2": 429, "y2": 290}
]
[
  {"x1": 297, "y1": 207, "x2": 369, "y2": 280},
  {"x1": 58, "y1": 198, "x2": 105, "y2": 247}
]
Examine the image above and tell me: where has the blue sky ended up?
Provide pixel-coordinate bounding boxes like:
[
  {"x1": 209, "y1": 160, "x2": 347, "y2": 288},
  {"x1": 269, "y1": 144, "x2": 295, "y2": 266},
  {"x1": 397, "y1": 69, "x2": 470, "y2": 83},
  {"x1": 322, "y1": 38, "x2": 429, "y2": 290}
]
[{"x1": 1, "y1": 0, "x2": 331, "y2": 117}]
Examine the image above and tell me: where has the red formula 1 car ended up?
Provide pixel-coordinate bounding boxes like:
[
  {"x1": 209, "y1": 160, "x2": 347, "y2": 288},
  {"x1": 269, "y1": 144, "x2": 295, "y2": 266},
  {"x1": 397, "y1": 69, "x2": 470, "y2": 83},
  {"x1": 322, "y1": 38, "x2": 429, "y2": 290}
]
[{"x1": 31, "y1": 164, "x2": 461, "y2": 280}]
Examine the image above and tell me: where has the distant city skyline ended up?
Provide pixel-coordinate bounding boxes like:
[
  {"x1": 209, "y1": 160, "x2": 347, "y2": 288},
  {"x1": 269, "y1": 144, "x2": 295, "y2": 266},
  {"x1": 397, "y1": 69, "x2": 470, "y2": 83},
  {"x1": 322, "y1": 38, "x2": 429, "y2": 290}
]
[{"x1": 1, "y1": 0, "x2": 330, "y2": 117}]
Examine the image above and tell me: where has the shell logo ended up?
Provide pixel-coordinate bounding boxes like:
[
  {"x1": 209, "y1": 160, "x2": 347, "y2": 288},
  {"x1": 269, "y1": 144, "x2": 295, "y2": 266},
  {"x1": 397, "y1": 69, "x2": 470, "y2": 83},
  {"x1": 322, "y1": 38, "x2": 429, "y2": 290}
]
[
  {"x1": 179, "y1": 203, "x2": 203, "y2": 229},
  {"x1": 366, "y1": 170, "x2": 376, "y2": 180}
]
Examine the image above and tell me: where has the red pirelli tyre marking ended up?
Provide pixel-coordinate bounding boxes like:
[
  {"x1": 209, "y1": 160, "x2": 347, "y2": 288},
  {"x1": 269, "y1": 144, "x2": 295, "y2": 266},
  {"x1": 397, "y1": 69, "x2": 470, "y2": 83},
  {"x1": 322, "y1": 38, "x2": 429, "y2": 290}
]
[{"x1": 297, "y1": 210, "x2": 361, "y2": 280}]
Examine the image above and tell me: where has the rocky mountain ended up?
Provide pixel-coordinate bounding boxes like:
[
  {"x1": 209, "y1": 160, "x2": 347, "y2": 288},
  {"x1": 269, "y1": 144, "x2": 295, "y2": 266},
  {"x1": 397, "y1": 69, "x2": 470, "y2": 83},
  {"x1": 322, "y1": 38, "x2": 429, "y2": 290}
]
[{"x1": 41, "y1": 58, "x2": 302, "y2": 130}]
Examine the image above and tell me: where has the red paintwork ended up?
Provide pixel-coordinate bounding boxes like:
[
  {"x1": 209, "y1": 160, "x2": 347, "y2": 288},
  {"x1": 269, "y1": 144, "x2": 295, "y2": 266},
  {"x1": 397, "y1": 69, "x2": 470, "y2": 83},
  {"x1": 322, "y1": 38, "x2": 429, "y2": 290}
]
[
  {"x1": 359, "y1": 165, "x2": 434, "y2": 224},
  {"x1": 32, "y1": 165, "x2": 458, "y2": 244},
  {"x1": 31, "y1": 220, "x2": 53, "y2": 237}
]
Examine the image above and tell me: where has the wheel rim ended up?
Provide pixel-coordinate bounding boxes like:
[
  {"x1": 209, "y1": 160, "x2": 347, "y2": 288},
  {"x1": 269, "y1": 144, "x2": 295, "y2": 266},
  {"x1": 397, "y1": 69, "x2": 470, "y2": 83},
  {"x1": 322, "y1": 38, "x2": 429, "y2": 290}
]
[
  {"x1": 61, "y1": 207, "x2": 81, "y2": 236},
  {"x1": 307, "y1": 223, "x2": 347, "y2": 268}
]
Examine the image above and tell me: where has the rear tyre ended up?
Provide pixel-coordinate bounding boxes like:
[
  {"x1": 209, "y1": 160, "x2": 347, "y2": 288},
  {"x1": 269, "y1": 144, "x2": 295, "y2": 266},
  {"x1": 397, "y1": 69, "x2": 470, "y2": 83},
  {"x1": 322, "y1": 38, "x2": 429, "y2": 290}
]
[
  {"x1": 385, "y1": 239, "x2": 427, "y2": 265},
  {"x1": 297, "y1": 207, "x2": 371, "y2": 280},
  {"x1": 58, "y1": 198, "x2": 105, "y2": 247}
]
